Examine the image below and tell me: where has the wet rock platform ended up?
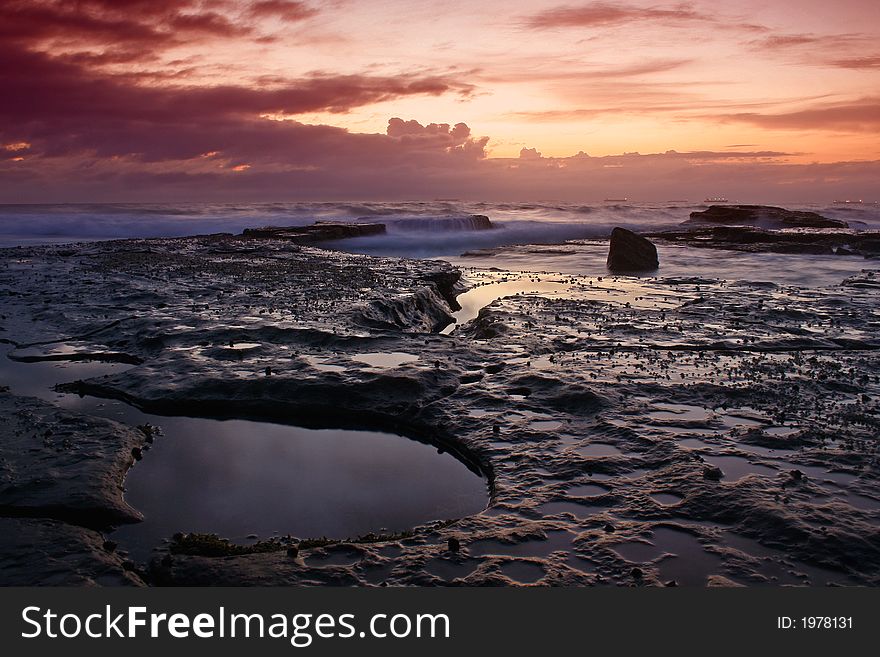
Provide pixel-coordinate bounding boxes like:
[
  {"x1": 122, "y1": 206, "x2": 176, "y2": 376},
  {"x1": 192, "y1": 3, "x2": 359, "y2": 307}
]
[
  {"x1": 241, "y1": 221, "x2": 387, "y2": 243},
  {"x1": 1, "y1": 235, "x2": 878, "y2": 586}
]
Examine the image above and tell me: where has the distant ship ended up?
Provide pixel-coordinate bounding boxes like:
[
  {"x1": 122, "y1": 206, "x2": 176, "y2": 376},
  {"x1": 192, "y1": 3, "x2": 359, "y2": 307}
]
[
  {"x1": 704, "y1": 196, "x2": 728, "y2": 203},
  {"x1": 833, "y1": 199, "x2": 864, "y2": 205},
  {"x1": 603, "y1": 197, "x2": 628, "y2": 202}
]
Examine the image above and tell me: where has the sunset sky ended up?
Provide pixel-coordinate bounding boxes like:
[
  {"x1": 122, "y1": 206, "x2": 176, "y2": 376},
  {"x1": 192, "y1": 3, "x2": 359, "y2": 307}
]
[{"x1": 1, "y1": 0, "x2": 878, "y2": 202}]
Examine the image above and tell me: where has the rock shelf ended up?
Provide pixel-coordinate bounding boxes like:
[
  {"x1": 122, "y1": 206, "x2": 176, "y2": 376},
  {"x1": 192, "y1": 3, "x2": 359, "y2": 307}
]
[{"x1": 1, "y1": 235, "x2": 878, "y2": 586}]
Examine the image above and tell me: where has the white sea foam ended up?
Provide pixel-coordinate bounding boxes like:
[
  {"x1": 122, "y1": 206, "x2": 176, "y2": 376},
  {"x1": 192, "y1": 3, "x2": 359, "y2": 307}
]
[{"x1": 1, "y1": 201, "x2": 877, "y2": 258}]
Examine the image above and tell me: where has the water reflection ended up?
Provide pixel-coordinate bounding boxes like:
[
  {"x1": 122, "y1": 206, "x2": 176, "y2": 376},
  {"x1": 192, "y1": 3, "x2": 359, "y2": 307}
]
[{"x1": 1, "y1": 349, "x2": 488, "y2": 561}]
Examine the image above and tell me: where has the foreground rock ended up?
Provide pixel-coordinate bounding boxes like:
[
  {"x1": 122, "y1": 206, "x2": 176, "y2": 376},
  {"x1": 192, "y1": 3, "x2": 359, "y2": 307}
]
[
  {"x1": 685, "y1": 205, "x2": 848, "y2": 229},
  {"x1": 0, "y1": 518, "x2": 143, "y2": 586},
  {"x1": 242, "y1": 221, "x2": 386, "y2": 243},
  {"x1": 0, "y1": 394, "x2": 147, "y2": 527},
  {"x1": 0, "y1": 394, "x2": 148, "y2": 586},
  {"x1": 606, "y1": 227, "x2": 659, "y2": 271}
]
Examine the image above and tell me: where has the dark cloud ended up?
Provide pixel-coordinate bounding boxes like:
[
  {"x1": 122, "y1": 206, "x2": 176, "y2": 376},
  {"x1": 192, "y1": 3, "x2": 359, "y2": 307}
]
[
  {"x1": 524, "y1": 2, "x2": 765, "y2": 32},
  {"x1": 249, "y1": 1, "x2": 318, "y2": 22},
  {"x1": 830, "y1": 55, "x2": 880, "y2": 69},
  {"x1": 0, "y1": 1, "x2": 316, "y2": 65},
  {"x1": 387, "y1": 118, "x2": 469, "y2": 139},
  {"x1": 753, "y1": 34, "x2": 823, "y2": 50},
  {"x1": 0, "y1": 1, "x2": 874, "y2": 204},
  {"x1": 0, "y1": 41, "x2": 474, "y2": 160},
  {"x1": 718, "y1": 98, "x2": 880, "y2": 133},
  {"x1": 0, "y1": 0, "x2": 242, "y2": 51},
  {"x1": 525, "y1": 2, "x2": 702, "y2": 28},
  {"x1": 5, "y1": 141, "x2": 875, "y2": 204},
  {"x1": 384, "y1": 119, "x2": 489, "y2": 160},
  {"x1": 749, "y1": 32, "x2": 880, "y2": 70},
  {"x1": 0, "y1": 0, "x2": 483, "y2": 197},
  {"x1": 168, "y1": 10, "x2": 251, "y2": 37},
  {"x1": 481, "y1": 58, "x2": 693, "y2": 84}
]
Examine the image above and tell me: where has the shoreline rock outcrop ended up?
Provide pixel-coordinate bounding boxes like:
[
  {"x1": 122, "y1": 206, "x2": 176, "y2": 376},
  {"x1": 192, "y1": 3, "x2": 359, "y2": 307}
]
[
  {"x1": 241, "y1": 221, "x2": 386, "y2": 243},
  {"x1": 0, "y1": 394, "x2": 149, "y2": 585},
  {"x1": 606, "y1": 227, "x2": 659, "y2": 272},
  {"x1": 0, "y1": 394, "x2": 147, "y2": 528},
  {"x1": 652, "y1": 226, "x2": 880, "y2": 257},
  {"x1": 684, "y1": 205, "x2": 848, "y2": 229}
]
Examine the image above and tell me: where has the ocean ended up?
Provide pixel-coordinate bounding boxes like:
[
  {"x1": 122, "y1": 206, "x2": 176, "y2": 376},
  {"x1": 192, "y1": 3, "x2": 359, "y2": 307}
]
[{"x1": 2, "y1": 200, "x2": 878, "y2": 287}]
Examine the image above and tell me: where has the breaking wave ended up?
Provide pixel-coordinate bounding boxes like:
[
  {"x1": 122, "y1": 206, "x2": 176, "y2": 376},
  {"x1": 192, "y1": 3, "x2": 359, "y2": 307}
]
[
  {"x1": 381, "y1": 214, "x2": 493, "y2": 233},
  {"x1": 1, "y1": 200, "x2": 877, "y2": 255}
]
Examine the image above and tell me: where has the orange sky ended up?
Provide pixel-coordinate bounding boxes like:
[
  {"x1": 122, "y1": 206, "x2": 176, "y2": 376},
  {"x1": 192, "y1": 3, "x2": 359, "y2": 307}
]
[
  {"x1": 258, "y1": 0, "x2": 880, "y2": 162},
  {"x1": 1, "y1": 0, "x2": 878, "y2": 201}
]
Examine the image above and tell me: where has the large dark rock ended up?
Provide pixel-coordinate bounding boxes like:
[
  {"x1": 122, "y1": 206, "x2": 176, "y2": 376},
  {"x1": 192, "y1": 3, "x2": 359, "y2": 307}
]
[
  {"x1": 607, "y1": 227, "x2": 659, "y2": 272},
  {"x1": 685, "y1": 205, "x2": 847, "y2": 229},
  {"x1": 242, "y1": 221, "x2": 386, "y2": 243}
]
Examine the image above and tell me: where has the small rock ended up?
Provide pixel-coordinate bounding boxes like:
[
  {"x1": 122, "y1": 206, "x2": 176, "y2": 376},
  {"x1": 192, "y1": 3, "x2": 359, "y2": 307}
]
[
  {"x1": 603, "y1": 523, "x2": 615, "y2": 533},
  {"x1": 447, "y1": 537, "x2": 460, "y2": 552},
  {"x1": 665, "y1": 579, "x2": 678, "y2": 587},
  {"x1": 265, "y1": 366, "x2": 273, "y2": 376},
  {"x1": 631, "y1": 567, "x2": 643, "y2": 579},
  {"x1": 102, "y1": 540, "x2": 117, "y2": 553},
  {"x1": 789, "y1": 469, "x2": 804, "y2": 481},
  {"x1": 131, "y1": 447, "x2": 143, "y2": 461},
  {"x1": 287, "y1": 546, "x2": 299, "y2": 559},
  {"x1": 703, "y1": 465, "x2": 723, "y2": 481}
]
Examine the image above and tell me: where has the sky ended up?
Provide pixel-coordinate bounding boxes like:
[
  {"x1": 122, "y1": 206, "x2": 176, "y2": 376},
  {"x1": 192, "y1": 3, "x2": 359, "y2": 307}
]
[{"x1": 1, "y1": 0, "x2": 878, "y2": 203}]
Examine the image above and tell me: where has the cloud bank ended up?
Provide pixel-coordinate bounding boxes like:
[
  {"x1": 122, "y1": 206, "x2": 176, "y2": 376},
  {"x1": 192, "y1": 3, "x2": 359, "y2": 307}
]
[{"x1": 0, "y1": 0, "x2": 877, "y2": 203}]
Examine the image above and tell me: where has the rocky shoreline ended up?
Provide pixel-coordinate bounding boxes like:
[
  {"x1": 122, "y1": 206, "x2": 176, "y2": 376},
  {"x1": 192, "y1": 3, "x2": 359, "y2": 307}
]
[
  {"x1": 648, "y1": 204, "x2": 880, "y2": 258},
  {"x1": 1, "y1": 228, "x2": 878, "y2": 586},
  {"x1": 0, "y1": 394, "x2": 149, "y2": 585}
]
